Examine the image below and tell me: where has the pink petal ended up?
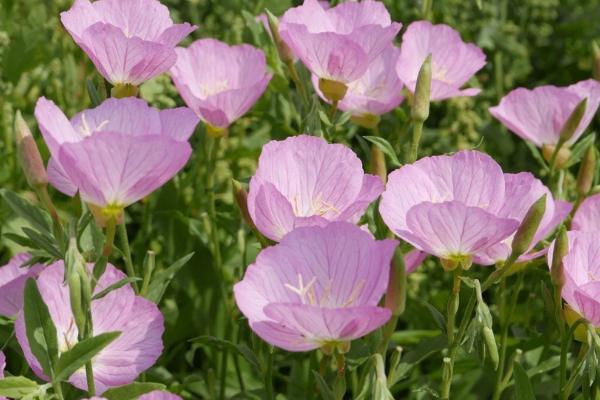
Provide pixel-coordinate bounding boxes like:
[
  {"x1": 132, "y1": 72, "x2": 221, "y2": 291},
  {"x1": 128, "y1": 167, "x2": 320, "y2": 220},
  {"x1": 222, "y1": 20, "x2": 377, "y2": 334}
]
[
  {"x1": 157, "y1": 23, "x2": 197, "y2": 47},
  {"x1": 139, "y1": 391, "x2": 183, "y2": 400},
  {"x1": 397, "y1": 21, "x2": 486, "y2": 101},
  {"x1": 404, "y1": 249, "x2": 427, "y2": 273},
  {"x1": 380, "y1": 150, "x2": 506, "y2": 234},
  {"x1": 0, "y1": 253, "x2": 43, "y2": 317},
  {"x1": 80, "y1": 23, "x2": 176, "y2": 85},
  {"x1": 248, "y1": 179, "x2": 297, "y2": 242},
  {"x1": 403, "y1": 201, "x2": 519, "y2": 258},
  {"x1": 573, "y1": 192, "x2": 600, "y2": 232},
  {"x1": 34, "y1": 97, "x2": 82, "y2": 157},
  {"x1": 60, "y1": 0, "x2": 102, "y2": 40},
  {"x1": 47, "y1": 157, "x2": 78, "y2": 197},
  {"x1": 58, "y1": 132, "x2": 191, "y2": 207},
  {"x1": 574, "y1": 282, "x2": 600, "y2": 325},
  {"x1": 337, "y1": 174, "x2": 384, "y2": 223}
]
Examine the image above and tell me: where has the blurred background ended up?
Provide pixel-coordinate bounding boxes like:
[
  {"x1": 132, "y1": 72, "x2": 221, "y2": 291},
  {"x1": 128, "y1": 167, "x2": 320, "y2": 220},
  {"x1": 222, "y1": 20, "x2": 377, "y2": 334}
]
[{"x1": 1, "y1": 0, "x2": 600, "y2": 398}]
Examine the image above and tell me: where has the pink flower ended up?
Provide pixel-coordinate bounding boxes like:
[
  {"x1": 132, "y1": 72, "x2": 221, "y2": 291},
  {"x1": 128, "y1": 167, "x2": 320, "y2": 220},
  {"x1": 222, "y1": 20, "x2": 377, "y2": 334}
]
[
  {"x1": 489, "y1": 80, "x2": 600, "y2": 147},
  {"x1": 16, "y1": 261, "x2": 164, "y2": 394},
  {"x1": 279, "y1": 0, "x2": 401, "y2": 84},
  {"x1": 313, "y1": 45, "x2": 404, "y2": 117},
  {"x1": 0, "y1": 253, "x2": 43, "y2": 317},
  {"x1": 396, "y1": 21, "x2": 486, "y2": 101},
  {"x1": 139, "y1": 391, "x2": 182, "y2": 400},
  {"x1": 0, "y1": 351, "x2": 5, "y2": 400},
  {"x1": 573, "y1": 193, "x2": 600, "y2": 232},
  {"x1": 35, "y1": 97, "x2": 197, "y2": 211},
  {"x1": 379, "y1": 151, "x2": 520, "y2": 264},
  {"x1": 548, "y1": 231, "x2": 600, "y2": 326},
  {"x1": 60, "y1": 0, "x2": 196, "y2": 86},
  {"x1": 234, "y1": 222, "x2": 397, "y2": 351},
  {"x1": 170, "y1": 39, "x2": 272, "y2": 129},
  {"x1": 473, "y1": 173, "x2": 571, "y2": 264},
  {"x1": 247, "y1": 135, "x2": 383, "y2": 241}
]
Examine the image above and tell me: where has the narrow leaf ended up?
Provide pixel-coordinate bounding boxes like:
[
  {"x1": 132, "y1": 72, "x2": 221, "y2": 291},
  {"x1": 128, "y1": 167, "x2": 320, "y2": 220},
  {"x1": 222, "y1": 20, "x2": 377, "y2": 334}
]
[
  {"x1": 146, "y1": 252, "x2": 194, "y2": 303},
  {"x1": 23, "y1": 278, "x2": 59, "y2": 378},
  {"x1": 312, "y1": 371, "x2": 335, "y2": 400},
  {"x1": 364, "y1": 136, "x2": 402, "y2": 167},
  {"x1": 54, "y1": 331, "x2": 121, "y2": 381},
  {"x1": 514, "y1": 362, "x2": 536, "y2": 400},
  {"x1": 92, "y1": 277, "x2": 142, "y2": 300},
  {"x1": 0, "y1": 189, "x2": 52, "y2": 234}
]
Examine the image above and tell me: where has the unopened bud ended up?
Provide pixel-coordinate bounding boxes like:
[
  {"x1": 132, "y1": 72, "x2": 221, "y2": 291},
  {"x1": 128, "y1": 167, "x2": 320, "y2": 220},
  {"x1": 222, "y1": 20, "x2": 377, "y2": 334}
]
[
  {"x1": 370, "y1": 142, "x2": 387, "y2": 184},
  {"x1": 542, "y1": 145, "x2": 571, "y2": 169},
  {"x1": 66, "y1": 238, "x2": 88, "y2": 332},
  {"x1": 111, "y1": 83, "x2": 139, "y2": 98},
  {"x1": 483, "y1": 326, "x2": 499, "y2": 369},
  {"x1": 411, "y1": 54, "x2": 431, "y2": 122},
  {"x1": 384, "y1": 251, "x2": 407, "y2": 316},
  {"x1": 559, "y1": 98, "x2": 587, "y2": 143},
  {"x1": 232, "y1": 179, "x2": 255, "y2": 229},
  {"x1": 509, "y1": 194, "x2": 547, "y2": 260},
  {"x1": 206, "y1": 124, "x2": 228, "y2": 139},
  {"x1": 551, "y1": 227, "x2": 568, "y2": 289},
  {"x1": 577, "y1": 145, "x2": 596, "y2": 196},
  {"x1": 15, "y1": 111, "x2": 48, "y2": 189},
  {"x1": 265, "y1": 10, "x2": 294, "y2": 65},
  {"x1": 319, "y1": 78, "x2": 348, "y2": 103},
  {"x1": 593, "y1": 41, "x2": 600, "y2": 81}
]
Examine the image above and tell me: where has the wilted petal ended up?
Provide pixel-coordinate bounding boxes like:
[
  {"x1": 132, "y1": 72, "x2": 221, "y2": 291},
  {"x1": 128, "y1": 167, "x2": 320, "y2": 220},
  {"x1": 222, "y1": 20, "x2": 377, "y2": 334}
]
[{"x1": 403, "y1": 201, "x2": 519, "y2": 258}]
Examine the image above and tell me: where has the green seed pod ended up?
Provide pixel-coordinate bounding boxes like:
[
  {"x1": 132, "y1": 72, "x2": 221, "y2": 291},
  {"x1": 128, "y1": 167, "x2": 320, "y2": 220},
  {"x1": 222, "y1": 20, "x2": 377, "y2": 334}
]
[
  {"x1": 411, "y1": 54, "x2": 432, "y2": 122},
  {"x1": 509, "y1": 194, "x2": 547, "y2": 260},
  {"x1": 483, "y1": 326, "x2": 499, "y2": 370},
  {"x1": 265, "y1": 10, "x2": 294, "y2": 65},
  {"x1": 232, "y1": 179, "x2": 255, "y2": 230}
]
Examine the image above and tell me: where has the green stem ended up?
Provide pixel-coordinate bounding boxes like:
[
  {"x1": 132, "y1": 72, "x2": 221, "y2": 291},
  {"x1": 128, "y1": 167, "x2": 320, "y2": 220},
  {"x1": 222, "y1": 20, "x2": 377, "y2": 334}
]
[
  {"x1": 408, "y1": 120, "x2": 424, "y2": 163},
  {"x1": 118, "y1": 222, "x2": 139, "y2": 292},
  {"x1": 207, "y1": 137, "x2": 223, "y2": 269},
  {"x1": 102, "y1": 218, "x2": 117, "y2": 258},
  {"x1": 377, "y1": 315, "x2": 399, "y2": 356},
  {"x1": 440, "y1": 268, "x2": 463, "y2": 399},
  {"x1": 36, "y1": 186, "x2": 65, "y2": 252},
  {"x1": 492, "y1": 274, "x2": 523, "y2": 400},
  {"x1": 264, "y1": 348, "x2": 274, "y2": 400},
  {"x1": 285, "y1": 60, "x2": 309, "y2": 106},
  {"x1": 329, "y1": 100, "x2": 339, "y2": 120},
  {"x1": 564, "y1": 342, "x2": 590, "y2": 398}
]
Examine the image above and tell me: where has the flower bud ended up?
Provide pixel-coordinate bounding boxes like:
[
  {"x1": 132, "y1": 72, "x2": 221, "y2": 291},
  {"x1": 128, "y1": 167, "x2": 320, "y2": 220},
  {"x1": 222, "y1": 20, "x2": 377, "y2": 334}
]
[
  {"x1": 384, "y1": 251, "x2": 407, "y2": 316},
  {"x1": 559, "y1": 98, "x2": 587, "y2": 143},
  {"x1": 66, "y1": 238, "x2": 89, "y2": 333},
  {"x1": 509, "y1": 194, "x2": 546, "y2": 261},
  {"x1": 319, "y1": 78, "x2": 348, "y2": 103},
  {"x1": 542, "y1": 144, "x2": 571, "y2": 169},
  {"x1": 265, "y1": 10, "x2": 295, "y2": 65},
  {"x1": 577, "y1": 145, "x2": 596, "y2": 196},
  {"x1": 411, "y1": 54, "x2": 431, "y2": 122},
  {"x1": 370, "y1": 142, "x2": 387, "y2": 184},
  {"x1": 111, "y1": 83, "x2": 139, "y2": 98},
  {"x1": 483, "y1": 326, "x2": 499, "y2": 369},
  {"x1": 206, "y1": 124, "x2": 228, "y2": 139},
  {"x1": 14, "y1": 110, "x2": 48, "y2": 189},
  {"x1": 551, "y1": 227, "x2": 568, "y2": 289},
  {"x1": 232, "y1": 179, "x2": 255, "y2": 230}
]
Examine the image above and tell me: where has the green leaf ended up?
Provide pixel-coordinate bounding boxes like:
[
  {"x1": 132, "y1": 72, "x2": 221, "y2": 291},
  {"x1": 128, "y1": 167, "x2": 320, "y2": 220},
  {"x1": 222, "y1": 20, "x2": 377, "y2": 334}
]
[
  {"x1": 102, "y1": 382, "x2": 166, "y2": 400},
  {"x1": 392, "y1": 335, "x2": 447, "y2": 382},
  {"x1": 92, "y1": 277, "x2": 142, "y2": 300},
  {"x1": 191, "y1": 335, "x2": 261, "y2": 371},
  {"x1": 54, "y1": 331, "x2": 121, "y2": 382},
  {"x1": 86, "y1": 78, "x2": 103, "y2": 107},
  {"x1": 363, "y1": 136, "x2": 402, "y2": 167},
  {"x1": 565, "y1": 132, "x2": 596, "y2": 168},
  {"x1": 22, "y1": 227, "x2": 62, "y2": 259},
  {"x1": 146, "y1": 252, "x2": 194, "y2": 303},
  {"x1": 514, "y1": 361, "x2": 536, "y2": 400},
  {"x1": 0, "y1": 376, "x2": 39, "y2": 398},
  {"x1": 312, "y1": 371, "x2": 335, "y2": 400},
  {"x1": 0, "y1": 189, "x2": 52, "y2": 235},
  {"x1": 23, "y1": 278, "x2": 59, "y2": 378},
  {"x1": 421, "y1": 301, "x2": 446, "y2": 333}
]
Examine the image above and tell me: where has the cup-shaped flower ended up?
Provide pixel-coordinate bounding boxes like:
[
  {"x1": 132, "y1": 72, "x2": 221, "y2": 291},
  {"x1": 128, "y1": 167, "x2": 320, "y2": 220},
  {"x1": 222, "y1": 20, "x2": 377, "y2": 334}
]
[
  {"x1": 489, "y1": 80, "x2": 600, "y2": 147},
  {"x1": 170, "y1": 39, "x2": 272, "y2": 130},
  {"x1": 279, "y1": 0, "x2": 401, "y2": 85},
  {"x1": 313, "y1": 45, "x2": 404, "y2": 123},
  {"x1": 548, "y1": 231, "x2": 600, "y2": 326},
  {"x1": 473, "y1": 173, "x2": 571, "y2": 265},
  {"x1": 572, "y1": 193, "x2": 600, "y2": 232},
  {"x1": 396, "y1": 21, "x2": 486, "y2": 101},
  {"x1": 379, "y1": 151, "x2": 520, "y2": 264},
  {"x1": 139, "y1": 392, "x2": 182, "y2": 400},
  {"x1": 234, "y1": 222, "x2": 397, "y2": 351},
  {"x1": 0, "y1": 351, "x2": 4, "y2": 400},
  {"x1": 0, "y1": 253, "x2": 43, "y2": 317},
  {"x1": 247, "y1": 135, "x2": 384, "y2": 241},
  {"x1": 35, "y1": 97, "x2": 197, "y2": 216},
  {"x1": 16, "y1": 261, "x2": 164, "y2": 394},
  {"x1": 60, "y1": 0, "x2": 196, "y2": 86}
]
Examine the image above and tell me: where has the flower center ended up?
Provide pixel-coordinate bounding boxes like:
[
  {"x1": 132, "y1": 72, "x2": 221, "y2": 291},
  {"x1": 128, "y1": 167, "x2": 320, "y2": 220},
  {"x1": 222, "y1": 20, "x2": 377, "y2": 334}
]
[
  {"x1": 79, "y1": 113, "x2": 109, "y2": 137},
  {"x1": 59, "y1": 319, "x2": 79, "y2": 353},
  {"x1": 284, "y1": 273, "x2": 365, "y2": 308},
  {"x1": 291, "y1": 193, "x2": 340, "y2": 217},
  {"x1": 199, "y1": 80, "x2": 230, "y2": 98}
]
